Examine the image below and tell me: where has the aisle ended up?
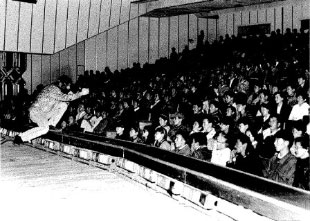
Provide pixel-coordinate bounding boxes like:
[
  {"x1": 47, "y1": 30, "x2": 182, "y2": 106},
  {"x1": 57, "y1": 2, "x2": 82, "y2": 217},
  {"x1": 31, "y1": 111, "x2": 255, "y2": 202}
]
[{"x1": 0, "y1": 140, "x2": 225, "y2": 221}]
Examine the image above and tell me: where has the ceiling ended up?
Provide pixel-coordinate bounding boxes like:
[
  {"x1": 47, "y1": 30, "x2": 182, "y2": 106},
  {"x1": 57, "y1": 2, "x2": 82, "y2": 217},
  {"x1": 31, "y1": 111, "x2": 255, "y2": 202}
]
[{"x1": 134, "y1": 0, "x2": 282, "y2": 17}]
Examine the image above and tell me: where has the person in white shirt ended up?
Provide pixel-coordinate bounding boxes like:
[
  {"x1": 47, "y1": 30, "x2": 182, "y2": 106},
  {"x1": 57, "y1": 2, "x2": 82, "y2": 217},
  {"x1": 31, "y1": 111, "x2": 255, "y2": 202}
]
[
  {"x1": 289, "y1": 92, "x2": 309, "y2": 121},
  {"x1": 211, "y1": 132, "x2": 231, "y2": 167},
  {"x1": 80, "y1": 108, "x2": 103, "y2": 133}
]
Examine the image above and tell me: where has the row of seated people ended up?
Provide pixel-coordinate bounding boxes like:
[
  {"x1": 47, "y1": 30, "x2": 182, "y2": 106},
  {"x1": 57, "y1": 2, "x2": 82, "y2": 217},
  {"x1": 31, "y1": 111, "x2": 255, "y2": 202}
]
[
  {"x1": 0, "y1": 29, "x2": 309, "y2": 191},
  {"x1": 55, "y1": 71, "x2": 310, "y2": 190}
]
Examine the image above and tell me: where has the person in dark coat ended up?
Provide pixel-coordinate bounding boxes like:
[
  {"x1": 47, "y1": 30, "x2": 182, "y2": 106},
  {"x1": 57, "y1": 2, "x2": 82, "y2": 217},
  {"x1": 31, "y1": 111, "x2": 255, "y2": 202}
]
[{"x1": 228, "y1": 133, "x2": 263, "y2": 176}]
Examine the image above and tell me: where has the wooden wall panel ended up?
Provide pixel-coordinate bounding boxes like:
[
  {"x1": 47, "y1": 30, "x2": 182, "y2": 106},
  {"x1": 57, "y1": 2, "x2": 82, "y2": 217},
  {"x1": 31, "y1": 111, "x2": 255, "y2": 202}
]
[
  {"x1": 96, "y1": 32, "x2": 107, "y2": 72},
  {"x1": 5, "y1": 0, "x2": 19, "y2": 51},
  {"x1": 0, "y1": 0, "x2": 6, "y2": 51},
  {"x1": 169, "y1": 16, "x2": 178, "y2": 55},
  {"x1": 188, "y1": 14, "x2": 197, "y2": 50},
  {"x1": 110, "y1": 0, "x2": 122, "y2": 27},
  {"x1": 129, "y1": 1, "x2": 139, "y2": 19},
  {"x1": 55, "y1": 0, "x2": 69, "y2": 52},
  {"x1": 250, "y1": 10, "x2": 258, "y2": 24},
  {"x1": 234, "y1": 12, "x2": 241, "y2": 36},
  {"x1": 42, "y1": 0, "x2": 56, "y2": 54},
  {"x1": 139, "y1": 17, "x2": 149, "y2": 65},
  {"x1": 275, "y1": 6, "x2": 282, "y2": 32},
  {"x1": 31, "y1": 54, "x2": 42, "y2": 91},
  {"x1": 283, "y1": 4, "x2": 292, "y2": 31},
  {"x1": 302, "y1": 0, "x2": 310, "y2": 19},
  {"x1": 241, "y1": 10, "x2": 250, "y2": 25},
  {"x1": 77, "y1": 0, "x2": 90, "y2": 42},
  {"x1": 128, "y1": 18, "x2": 139, "y2": 67},
  {"x1": 51, "y1": 52, "x2": 60, "y2": 82},
  {"x1": 41, "y1": 55, "x2": 51, "y2": 86},
  {"x1": 60, "y1": 49, "x2": 70, "y2": 76},
  {"x1": 218, "y1": 14, "x2": 226, "y2": 38},
  {"x1": 207, "y1": 19, "x2": 216, "y2": 43},
  {"x1": 31, "y1": 0, "x2": 45, "y2": 53},
  {"x1": 178, "y1": 15, "x2": 188, "y2": 53},
  {"x1": 77, "y1": 41, "x2": 85, "y2": 77},
  {"x1": 267, "y1": 7, "x2": 275, "y2": 31},
  {"x1": 149, "y1": 18, "x2": 159, "y2": 64},
  {"x1": 159, "y1": 18, "x2": 169, "y2": 59},
  {"x1": 99, "y1": 0, "x2": 112, "y2": 33},
  {"x1": 76, "y1": 41, "x2": 85, "y2": 71},
  {"x1": 68, "y1": 45, "x2": 77, "y2": 82},
  {"x1": 18, "y1": 3, "x2": 32, "y2": 52},
  {"x1": 66, "y1": 0, "x2": 79, "y2": 48},
  {"x1": 292, "y1": 4, "x2": 302, "y2": 31},
  {"x1": 85, "y1": 37, "x2": 96, "y2": 71},
  {"x1": 107, "y1": 27, "x2": 118, "y2": 71},
  {"x1": 227, "y1": 13, "x2": 234, "y2": 37},
  {"x1": 118, "y1": 23, "x2": 128, "y2": 70},
  {"x1": 88, "y1": 0, "x2": 101, "y2": 38},
  {"x1": 120, "y1": 0, "x2": 131, "y2": 24},
  {"x1": 258, "y1": 8, "x2": 266, "y2": 24}
]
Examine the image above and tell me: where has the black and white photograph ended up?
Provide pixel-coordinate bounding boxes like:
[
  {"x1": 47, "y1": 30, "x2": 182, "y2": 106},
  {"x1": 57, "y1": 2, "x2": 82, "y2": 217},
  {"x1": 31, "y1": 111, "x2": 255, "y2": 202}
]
[{"x1": 0, "y1": 0, "x2": 309, "y2": 220}]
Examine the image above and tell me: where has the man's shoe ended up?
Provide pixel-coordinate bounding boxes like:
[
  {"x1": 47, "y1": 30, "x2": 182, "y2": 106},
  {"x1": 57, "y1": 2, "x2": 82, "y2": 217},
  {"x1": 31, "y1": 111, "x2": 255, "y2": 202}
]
[{"x1": 13, "y1": 135, "x2": 23, "y2": 145}]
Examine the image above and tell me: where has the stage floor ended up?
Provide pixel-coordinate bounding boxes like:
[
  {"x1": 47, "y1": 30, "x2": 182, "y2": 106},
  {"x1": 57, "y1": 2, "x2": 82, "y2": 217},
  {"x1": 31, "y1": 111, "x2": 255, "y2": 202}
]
[{"x1": 0, "y1": 139, "x2": 228, "y2": 221}]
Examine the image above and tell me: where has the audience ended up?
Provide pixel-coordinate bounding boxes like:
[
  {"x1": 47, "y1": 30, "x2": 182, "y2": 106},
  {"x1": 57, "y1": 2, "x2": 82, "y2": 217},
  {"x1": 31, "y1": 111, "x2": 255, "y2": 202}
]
[{"x1": 1, "y1": 28, "x2": 309, "y2": 189}]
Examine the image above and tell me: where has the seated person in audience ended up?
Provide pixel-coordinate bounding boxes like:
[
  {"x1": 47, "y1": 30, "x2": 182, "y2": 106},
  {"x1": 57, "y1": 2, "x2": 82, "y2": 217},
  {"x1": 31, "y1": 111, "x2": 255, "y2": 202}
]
[
  {"x1": 237, "y1": 118, "x2": 250, "y2": 135},
  {"x1": 257, "y1": 115, "x2": 282, "y2": 169},
  {"x1": 168, "y1": 112, "x2": 189, "y2": 142},
  {"x1": 189, "y1": 116, "x2": 202, "y2": 135},
  {"x1": 129, "y1": 125, "x2": 143, "y2": 143},
  {"x1": 155, "y1": 114, "x2": 170, "y2": 134},
  {"x1": 224, "y1": 105, "x2": 237, "y2": 124},
  {"x1": 235, "y1": 95, "x2": 255, "y2": 125},
  {"x1": 80, "y1": 108, "x2": 103, "y2": 133},
  {"x1": 296, "y1": 75, "x2": 308, "y2": 95},
  {"x1": 59, "y1": 120, "x2": 67, "y2": 131},
  {"x1": 272, "y1": 91, "x2": 291, "y2": 129},
  {"x1": 82, "y1": 105, "x2": 94, "y2": 122},
  {"x1": 210, "y1": 131, "x2": 231, "y2": 167},
  {"x1": 263, "y1": 131, "x2": 297, "y2": 186},
  {"x1": 255, "y1": 90, "x2": 272, "y2": 115},
  {"x1": 291, "y1": 120, "x2": 305, "y2": 140},
  {"x1": 141, "y1": 125, "x2": 154, "y2": 145},
  {"x1": 224, "y1": 90, "x2": 237, "y2": 110},
  {"x1": 66, "y1": 115, "x2": 80, "y2": 132},
  {"x1": 286, "y1": 84, "x2": 298, "y2": 107},
  {"x1": 247, "y1": 81, "x2": 261, "y2": 107},
  {"x1": 219, "y1": 117, "x2": 236, "y2": 149},
  {"x1": 290, "y1": 137, "x2": 309, "y2": 190},
  {"x1": 93, "y1": 110, "x2": 110, "y2": 135},
  {"x1": 256, "y1": 103, "x2": 272, "y2": 133},
  {"x1": 209, "y1": 100, "x2": 222, "y2": 125},
  {"x1": 227, "y1": 133, "x2": 262, "y2": 176},
  {"x1": 75, "y1": 103, "x2": 86, "y2": 126},
  {"x1": 202, "y1": 115, "x2": 216, "y2": 140},
  {"x1": 288, "y1": 92, "x2": 309, "y2": 122},
  {"x1": 154, "y1": 127, "x2": 173, "y2": 151},
  {"x1": 174, "y1": 131, "x2": 191, "y2": 156},
  {"x1": 115, "y1": 122, "x2": 127, "y2": 141},
  {"x1": 190, "y1": 132, "x2": 209, "y2": 161}
]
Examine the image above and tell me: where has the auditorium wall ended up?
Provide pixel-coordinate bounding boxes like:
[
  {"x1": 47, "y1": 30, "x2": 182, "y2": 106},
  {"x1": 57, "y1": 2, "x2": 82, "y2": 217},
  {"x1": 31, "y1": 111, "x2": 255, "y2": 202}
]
[{"x1": 0, "y1": 0, "x2": 308, "y2": 94}]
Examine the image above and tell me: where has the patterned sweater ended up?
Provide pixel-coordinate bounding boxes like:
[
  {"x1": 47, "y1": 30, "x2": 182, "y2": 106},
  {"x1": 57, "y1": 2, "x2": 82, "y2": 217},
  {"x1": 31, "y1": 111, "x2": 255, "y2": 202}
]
[{"x1": 30, "y1": 84, "x2": 81, "y2": 114}]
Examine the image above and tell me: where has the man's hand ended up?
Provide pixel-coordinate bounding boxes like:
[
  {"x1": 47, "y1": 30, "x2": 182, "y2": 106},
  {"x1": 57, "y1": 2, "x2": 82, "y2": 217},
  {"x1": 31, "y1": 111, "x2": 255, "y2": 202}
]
[{"x1": 80, "y1": 88, "x2": 89, "y2": 96}]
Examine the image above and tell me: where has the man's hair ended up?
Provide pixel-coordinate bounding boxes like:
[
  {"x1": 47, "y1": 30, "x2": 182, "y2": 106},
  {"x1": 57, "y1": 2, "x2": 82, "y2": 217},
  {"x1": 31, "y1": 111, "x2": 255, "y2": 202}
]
[
  {"x1": 58, "y1": 75, "x2": 72, "y2": 85},
  {"x1": 275, "y1": 130, "x2": 293, "y2": 146},
  {"x1": 190, "y1": 132, "x2": 207, "y2": 146}
]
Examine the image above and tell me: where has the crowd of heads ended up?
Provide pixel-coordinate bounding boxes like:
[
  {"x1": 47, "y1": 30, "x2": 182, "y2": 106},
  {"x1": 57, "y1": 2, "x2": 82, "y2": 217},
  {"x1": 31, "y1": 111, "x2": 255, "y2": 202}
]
[{"x1": 1, "y1": 28, "x2": 309, "y2": 190}]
